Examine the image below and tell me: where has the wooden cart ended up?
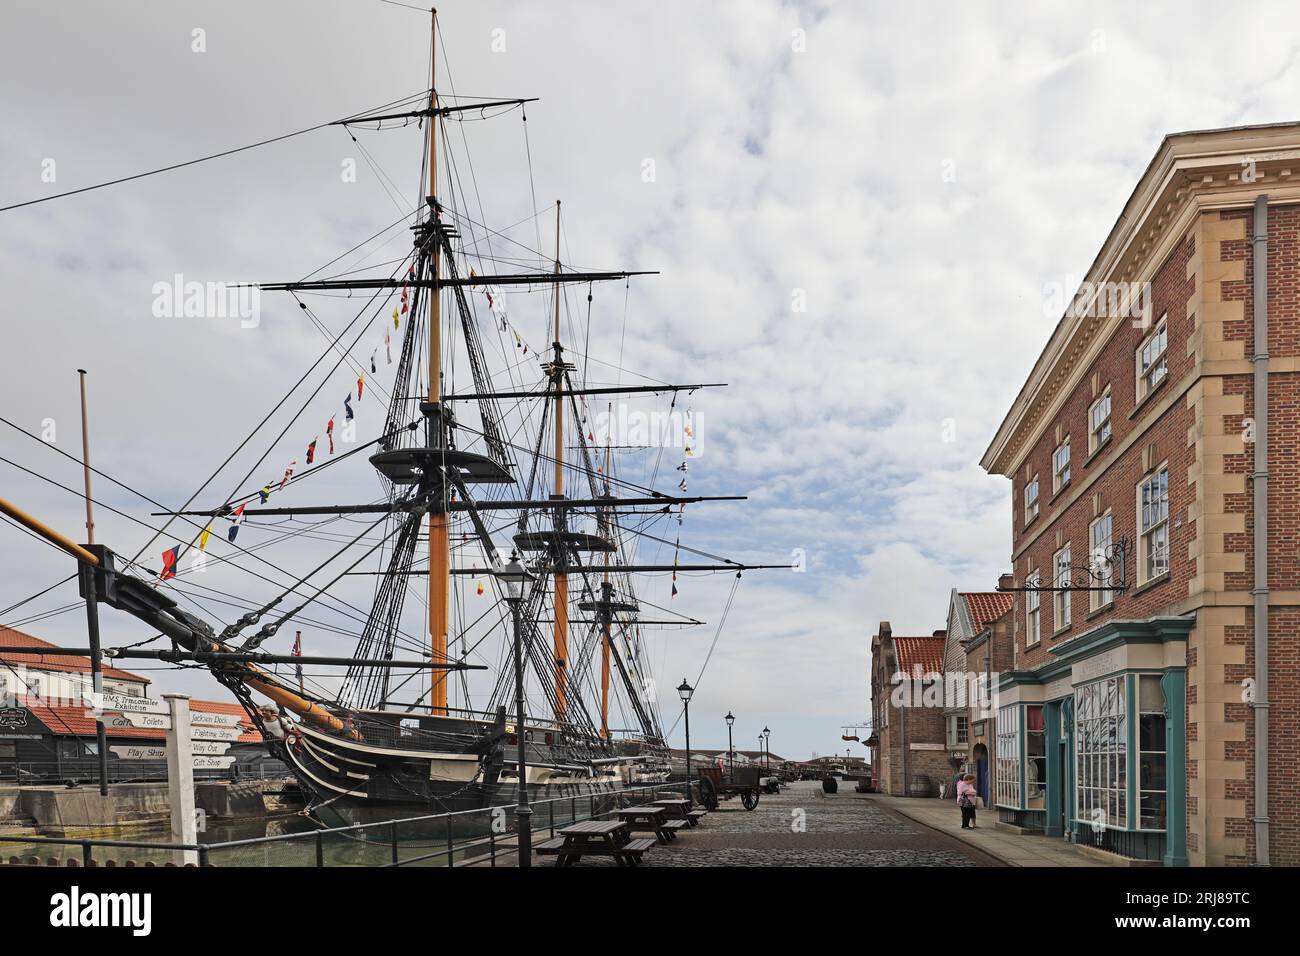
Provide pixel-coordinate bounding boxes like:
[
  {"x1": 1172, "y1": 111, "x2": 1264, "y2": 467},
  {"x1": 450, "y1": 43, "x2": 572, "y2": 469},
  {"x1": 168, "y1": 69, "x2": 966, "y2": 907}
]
[{"x1": 696, "y1": 764, "x2": 763, "y2": 811}]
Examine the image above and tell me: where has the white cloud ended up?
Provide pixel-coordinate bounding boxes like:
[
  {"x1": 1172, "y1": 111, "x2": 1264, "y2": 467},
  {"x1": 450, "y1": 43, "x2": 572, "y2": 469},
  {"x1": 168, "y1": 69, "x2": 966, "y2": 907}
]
[{"x1": 2, "y1": 0, "x2": 1298, "y2": 758}]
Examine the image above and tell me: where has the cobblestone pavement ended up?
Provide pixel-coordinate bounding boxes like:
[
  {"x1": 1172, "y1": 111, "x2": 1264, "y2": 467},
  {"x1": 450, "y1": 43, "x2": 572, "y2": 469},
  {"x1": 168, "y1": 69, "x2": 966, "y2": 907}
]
[{"x1": 544, "y1": 781, "x2": 1004, "y2": 867}]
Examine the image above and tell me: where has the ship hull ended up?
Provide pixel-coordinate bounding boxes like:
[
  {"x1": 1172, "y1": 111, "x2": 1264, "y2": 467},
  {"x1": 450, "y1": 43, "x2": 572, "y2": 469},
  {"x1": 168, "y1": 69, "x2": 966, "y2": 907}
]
[{"x1": 273, "y1": 718, "x2": 632, "y2": 832}]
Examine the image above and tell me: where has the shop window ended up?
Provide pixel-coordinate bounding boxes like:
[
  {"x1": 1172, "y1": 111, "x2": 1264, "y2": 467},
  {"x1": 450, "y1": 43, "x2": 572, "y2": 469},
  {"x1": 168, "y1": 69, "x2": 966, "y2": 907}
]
[
  {"x1": 996, "y1": 705, "x2": 1021, "y2": 809},
  {"x1": 1026, "y1": 705, "x2": 1046, "y2": 809},
  {"x1": 1075, "y1": 675, "x2": 1127, "y2": 830},
  {"x1": 1138, "y1": 675, "x2": 1167, "y2": 830}
]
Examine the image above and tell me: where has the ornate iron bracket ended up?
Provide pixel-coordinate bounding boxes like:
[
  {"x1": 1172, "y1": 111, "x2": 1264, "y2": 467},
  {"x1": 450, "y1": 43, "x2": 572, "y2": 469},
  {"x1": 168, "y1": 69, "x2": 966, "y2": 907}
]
[{"x1": 996, "y1": 537, "x2": 1130, "y2": 594}]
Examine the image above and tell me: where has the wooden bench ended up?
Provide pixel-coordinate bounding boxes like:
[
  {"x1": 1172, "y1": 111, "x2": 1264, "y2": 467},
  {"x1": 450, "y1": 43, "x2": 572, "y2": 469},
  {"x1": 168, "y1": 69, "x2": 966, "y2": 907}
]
[
  {"x1": 534, "y1": 837, "x2": 568, "y2": 856},
  {"x1": 687, "y1": 809, "x2": 708, "y2": 825},
  {"x1": 620, "y1": 838, "x2": 657, "y2": 862},
  {"x1": 662, "y1": 819, "x2": 690, "y2": 833}
]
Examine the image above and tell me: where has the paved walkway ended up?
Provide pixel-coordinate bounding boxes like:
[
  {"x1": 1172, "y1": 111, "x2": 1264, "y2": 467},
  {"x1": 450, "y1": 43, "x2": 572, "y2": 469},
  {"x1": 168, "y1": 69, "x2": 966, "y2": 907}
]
[
  {"x1": 523, "y1": 781, "x2": 1005, "y2": 867},
  {"x1": 867, "y1": 793, "x2": 1119, "y2": 867}
]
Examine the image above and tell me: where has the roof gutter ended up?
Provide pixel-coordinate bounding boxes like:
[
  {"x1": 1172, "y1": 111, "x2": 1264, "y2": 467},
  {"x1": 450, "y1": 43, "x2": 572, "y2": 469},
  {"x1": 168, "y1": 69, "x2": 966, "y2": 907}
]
[{"x1": 1251, "y1": 194, "x2": 1271, "y2": 866}]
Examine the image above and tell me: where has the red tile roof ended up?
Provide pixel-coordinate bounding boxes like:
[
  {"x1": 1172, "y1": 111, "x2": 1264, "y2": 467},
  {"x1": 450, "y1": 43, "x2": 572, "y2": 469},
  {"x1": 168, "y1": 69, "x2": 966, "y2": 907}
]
[
  {"x1": 961, "y1": 592, "x2": 1014, "y2": 634},
  {"x1": 892, "y1": 637, "x2": 946, "y2": 676},
  {"x1": 17, "y1": 696, "x2": 262, "y2": 744},
  {"x1": 0, "y1": 626, "x2": 150, "y2": 684}
]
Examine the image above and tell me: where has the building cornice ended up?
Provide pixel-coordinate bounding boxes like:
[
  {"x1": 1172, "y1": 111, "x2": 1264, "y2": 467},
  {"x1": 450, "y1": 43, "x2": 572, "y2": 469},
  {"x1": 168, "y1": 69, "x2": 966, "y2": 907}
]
[{"x1": 982, "y1": 123, "x2": 1300, "y2": 477}]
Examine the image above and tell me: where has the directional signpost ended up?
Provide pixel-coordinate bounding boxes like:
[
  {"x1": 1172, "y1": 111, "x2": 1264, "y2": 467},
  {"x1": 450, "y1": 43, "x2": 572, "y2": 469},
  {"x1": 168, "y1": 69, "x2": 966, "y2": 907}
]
[
  {"x1": 110, "y1": 745, "x2": 167, "y2": 761},
  {"x1": 79, "y1": 690, "x2": 251, "y2": 863},
  {"x1": 83, "y1": 691, "x2": 169, "y2": 716},
  {"x1": 164, "y1": 695, "x2": 198, "y2": 866},
  {"x1": 103, "y1": 711, "x2": 171, "y2": 731}
]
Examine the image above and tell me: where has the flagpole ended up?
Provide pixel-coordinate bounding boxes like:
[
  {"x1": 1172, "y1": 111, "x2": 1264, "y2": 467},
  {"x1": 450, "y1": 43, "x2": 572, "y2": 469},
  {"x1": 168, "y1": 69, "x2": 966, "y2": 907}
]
[
  {"x1": 77, "y1": 369, "x2": 109, "y2": 797},
  {"x1": 426, "y1": 7, "x2": 452, "y2": 716}
]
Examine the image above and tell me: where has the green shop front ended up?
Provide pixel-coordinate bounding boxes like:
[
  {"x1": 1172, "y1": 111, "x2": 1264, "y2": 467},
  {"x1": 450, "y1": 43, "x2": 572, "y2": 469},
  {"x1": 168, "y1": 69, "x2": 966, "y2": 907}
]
[{"x1": 993, "y1": 616, "x2": 1191, "y2": 865}]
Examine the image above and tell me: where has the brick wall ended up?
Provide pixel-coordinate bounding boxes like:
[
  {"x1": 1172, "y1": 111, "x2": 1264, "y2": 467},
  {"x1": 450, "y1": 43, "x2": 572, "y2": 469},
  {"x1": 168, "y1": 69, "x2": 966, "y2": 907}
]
[
  {"x1": 996, "y1": 201, "x2": 1300, "y2": 865},
  {"x1": 1007, "y1": 228, "x2": 1197, "y2": 668}
]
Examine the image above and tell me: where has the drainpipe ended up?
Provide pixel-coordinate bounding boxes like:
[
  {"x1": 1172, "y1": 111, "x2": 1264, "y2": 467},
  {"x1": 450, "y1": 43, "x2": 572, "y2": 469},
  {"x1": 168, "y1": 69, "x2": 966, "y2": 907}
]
[
  {"x1": 901, "y1": 693, "x2": 910, "y2": 797},
  {"x1": 1251, "y1": 194, "x2": 1271, "y2": 866}
]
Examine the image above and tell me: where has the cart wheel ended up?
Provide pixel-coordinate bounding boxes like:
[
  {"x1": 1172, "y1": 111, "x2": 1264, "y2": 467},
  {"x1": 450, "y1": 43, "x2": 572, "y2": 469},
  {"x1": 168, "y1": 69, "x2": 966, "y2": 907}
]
[
  {"x1": 699, "y1": 775, "x2": 719, "y2": 811},
  {"x1": 741, "y1": 789, "x2": 760, "y2": 811}
]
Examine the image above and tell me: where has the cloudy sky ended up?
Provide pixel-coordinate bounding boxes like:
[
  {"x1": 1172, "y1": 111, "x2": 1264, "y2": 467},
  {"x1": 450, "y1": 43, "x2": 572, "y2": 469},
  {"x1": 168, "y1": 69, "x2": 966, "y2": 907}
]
[{"x1": 3, "y1": 0, "x2": 1300, "y2": 760}]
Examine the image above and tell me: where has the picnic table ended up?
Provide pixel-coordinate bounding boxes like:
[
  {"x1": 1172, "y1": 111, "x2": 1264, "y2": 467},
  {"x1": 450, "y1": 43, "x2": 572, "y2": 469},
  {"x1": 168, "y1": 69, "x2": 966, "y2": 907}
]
[
  {"x1": 534, "y1": 819, "x2": 656, "y2": 866},
  {"x1": 652, "y1": 797, "x2": 706, "y2": 828},
  {"x1": 617, "y1": 805, "x2": 684, "y2": 843}
]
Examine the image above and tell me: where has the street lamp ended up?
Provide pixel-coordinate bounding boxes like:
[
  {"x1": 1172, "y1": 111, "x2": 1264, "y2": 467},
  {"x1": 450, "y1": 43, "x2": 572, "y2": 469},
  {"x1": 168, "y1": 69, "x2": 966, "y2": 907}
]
[
  {"x1": 496, "y1": 552, "x2": 534, "y2": 867},
  {"x1": 677, "y1": 678, "x2": 694, "y2": 801},
  {"x1": 763, "y1": 725, "x2": 771, "y2": 772},
  {"x1": 725, "y1": 710, "x2": 735, "y2": 777}
]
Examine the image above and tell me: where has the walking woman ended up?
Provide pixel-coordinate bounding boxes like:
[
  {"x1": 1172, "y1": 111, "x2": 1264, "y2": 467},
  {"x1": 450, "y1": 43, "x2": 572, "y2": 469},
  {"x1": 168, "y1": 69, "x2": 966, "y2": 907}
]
[{"x1": 956, "y1": 772, "x2": 978, "y2": 829}]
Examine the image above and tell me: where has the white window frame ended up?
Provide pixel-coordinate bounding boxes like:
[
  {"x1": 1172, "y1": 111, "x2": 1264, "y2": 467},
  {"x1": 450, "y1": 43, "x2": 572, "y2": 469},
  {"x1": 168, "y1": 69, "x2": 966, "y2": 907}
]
[
  {"x1": 996, "y1": 705, "x2": 1021, "y2": 809},
  {"x1": 1074, "y1": 675, "x2": 1128, "y2": 830},
  {"x1": 1138, "y1": 464, "x2": 1170, "y2": 584},
  {"x1": 1025, "y1": 572, "x2": 1041, "y2": 647},
  {"x1": 1053, "y1": 545, "x2": 1072, "y2": 631},
  {"x1": 1089, "y1": 511, "x2": 1115, "y2": 611},
  {"x1": 1024, "y1": 475, "x2": 1040, "y2": 524},
  {"x1": 946, "y1": 714, "x2": 969, "y2": 748},
  {"x1": 1088, "y1": 388, "x2": 1112, "y2": 454},
  {"x1": 1052, "y1": 438, "x2": 1071, "y2": 493},
  {"x1": 1136, "y1": 314, "x2": 1168, "y2": 401}
]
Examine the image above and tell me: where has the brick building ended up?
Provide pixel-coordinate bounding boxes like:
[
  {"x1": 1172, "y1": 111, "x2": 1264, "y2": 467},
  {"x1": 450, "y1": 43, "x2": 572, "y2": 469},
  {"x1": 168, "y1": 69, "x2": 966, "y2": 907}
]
[
  {"x1": 868, "y1": 623, "x2": 949, "y2": 797},
  {"x1": 0, "y1": 626, "x2": 265, "y2": 781},
  {"x1": 981, "y1": 123, "x2": 1300, "y2": 865},
  {"x1": 940, "y1": 587, "x2": 1014, "y2": 806}
]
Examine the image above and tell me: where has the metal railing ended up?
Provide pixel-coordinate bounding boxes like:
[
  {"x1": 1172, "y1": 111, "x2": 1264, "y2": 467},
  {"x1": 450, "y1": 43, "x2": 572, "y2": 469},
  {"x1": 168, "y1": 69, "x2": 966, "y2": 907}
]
[
  {"x1": 0, "y1": 781, "x2": 695, "y2": 867},
  {"x1": 201, "y1": 780, "x2": 694, "y2": 868},
  {"x1": 0, "y1": 833, "x2": 204, "y2": 868}
]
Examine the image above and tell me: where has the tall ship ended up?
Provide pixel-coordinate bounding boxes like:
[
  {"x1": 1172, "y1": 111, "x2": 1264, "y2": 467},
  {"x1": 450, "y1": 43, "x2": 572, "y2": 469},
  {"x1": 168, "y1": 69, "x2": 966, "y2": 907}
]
[{"x1": 0, "y1": 10, "x2": 770, "y2": 827}]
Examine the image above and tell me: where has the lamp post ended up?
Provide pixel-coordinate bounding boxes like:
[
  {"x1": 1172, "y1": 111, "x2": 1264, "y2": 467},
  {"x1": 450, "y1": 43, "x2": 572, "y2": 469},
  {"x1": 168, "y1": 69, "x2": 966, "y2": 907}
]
[
  {"x1": 725, "y1": 710, "x2": 735, "y2": 777},
  {"x1": 763, "y1": 725, "x2": 771, "y2": 772},
  {"x1": 496, "y1": 552, "x2": 533, "y2": 868},
  {"x1": 677, "y1": 678, "x2": 694, "y2": 801}
]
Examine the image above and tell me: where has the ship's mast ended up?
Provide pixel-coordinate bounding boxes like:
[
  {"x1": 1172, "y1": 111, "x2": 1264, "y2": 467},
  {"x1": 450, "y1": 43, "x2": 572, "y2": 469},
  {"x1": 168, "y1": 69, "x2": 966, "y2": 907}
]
[
  {"x1": 600, "y1": 439, "x2": 611, "y2": 739},
  {"x1": 551, "y1": 201, "x2": 568, "y2": 723},
  {"x1": 427, "y1": 8, "x2": 452, "y2": 716}
]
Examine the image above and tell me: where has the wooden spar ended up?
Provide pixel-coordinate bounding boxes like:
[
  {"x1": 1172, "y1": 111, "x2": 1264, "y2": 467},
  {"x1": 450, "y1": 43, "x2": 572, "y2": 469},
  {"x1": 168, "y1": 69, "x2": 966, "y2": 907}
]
[
  {"x1": 77, "y1": 370, "x2": 94, "y2": 544},
  {"x1": 0, "y1": 495, "x2": 349, "y2": 733},
  {"x1": 551, "y1": 200, "x2": 568, "y2": 723},
  {"x1": 427, "y1": 8, "x2": 451, "y2": 717},
  {"x1": 0, "y1": 497, "x2": 99, "y2": 566},
  {"x1": 245, "y1": 674, "x2": 348, "y2": 733},
  {"x1": 603, "y1": 442, "x2": 613, "y2": 738}
]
